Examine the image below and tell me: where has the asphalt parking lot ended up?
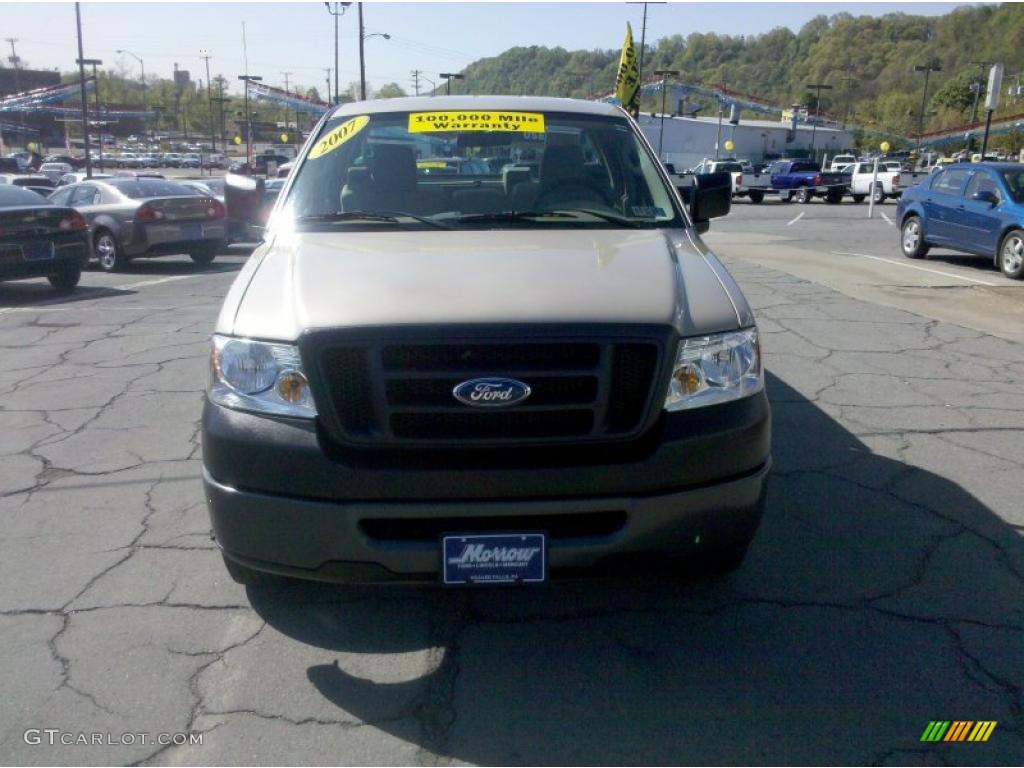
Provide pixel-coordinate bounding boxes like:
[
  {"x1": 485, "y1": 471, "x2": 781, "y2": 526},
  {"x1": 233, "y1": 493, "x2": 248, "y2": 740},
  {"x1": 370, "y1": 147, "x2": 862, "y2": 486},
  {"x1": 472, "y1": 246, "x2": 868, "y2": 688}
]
[{"x1": 0, "y1": 200, "x2": 1021, "y2": 765}]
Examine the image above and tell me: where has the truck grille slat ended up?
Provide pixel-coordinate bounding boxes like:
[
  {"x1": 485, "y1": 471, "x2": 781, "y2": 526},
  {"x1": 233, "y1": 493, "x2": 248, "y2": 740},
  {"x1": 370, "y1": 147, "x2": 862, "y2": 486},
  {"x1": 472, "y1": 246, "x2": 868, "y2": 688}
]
[{"x1": 307, "y1": 329, "x2": 667, "y2": 447}]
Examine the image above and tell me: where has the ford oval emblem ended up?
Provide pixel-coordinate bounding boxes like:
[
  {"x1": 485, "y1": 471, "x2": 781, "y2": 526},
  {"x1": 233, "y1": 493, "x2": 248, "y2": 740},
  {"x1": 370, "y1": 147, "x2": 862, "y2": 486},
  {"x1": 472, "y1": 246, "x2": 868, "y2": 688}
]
[{"x1": 453, "y1": 377, "x2": 532, "y2": 408}]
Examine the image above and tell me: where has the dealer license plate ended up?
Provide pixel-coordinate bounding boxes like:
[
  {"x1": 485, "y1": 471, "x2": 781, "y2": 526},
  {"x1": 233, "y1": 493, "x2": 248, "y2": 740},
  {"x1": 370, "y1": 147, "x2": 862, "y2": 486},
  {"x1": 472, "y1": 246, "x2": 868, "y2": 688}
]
[{"x1": 442, "y1": 533, "x2": 546, "y2": 586}]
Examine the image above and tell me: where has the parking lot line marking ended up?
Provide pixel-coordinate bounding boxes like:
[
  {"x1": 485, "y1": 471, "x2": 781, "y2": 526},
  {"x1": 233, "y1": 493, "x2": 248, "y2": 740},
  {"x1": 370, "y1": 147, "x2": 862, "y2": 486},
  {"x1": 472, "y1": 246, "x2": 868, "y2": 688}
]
[
  {"x1": 880, "y1": 212, "x2": 894, "y2": 226},
  {"x1": 786, "y1": 212, "x2": 805, "y2": 227},
  {"x1": 831, "y1": 251, "x2": 997, "y2": 286},
  {"x1": 117, "y1": 274, "x2": 202, "y2": 289}
]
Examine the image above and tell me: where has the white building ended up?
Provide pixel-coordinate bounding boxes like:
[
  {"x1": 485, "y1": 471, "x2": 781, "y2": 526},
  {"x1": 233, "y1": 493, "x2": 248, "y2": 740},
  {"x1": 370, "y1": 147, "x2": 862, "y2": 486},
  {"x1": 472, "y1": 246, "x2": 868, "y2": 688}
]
[{"x1": 636, "y1": 113, "x2": 855, "y2": 171}]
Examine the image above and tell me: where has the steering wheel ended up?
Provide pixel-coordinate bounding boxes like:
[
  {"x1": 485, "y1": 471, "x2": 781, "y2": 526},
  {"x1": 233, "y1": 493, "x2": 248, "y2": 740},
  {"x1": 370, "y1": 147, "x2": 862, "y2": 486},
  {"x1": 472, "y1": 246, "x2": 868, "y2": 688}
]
[{"x1": 534, "y1": 178, "x2": 614, "y2": 210}]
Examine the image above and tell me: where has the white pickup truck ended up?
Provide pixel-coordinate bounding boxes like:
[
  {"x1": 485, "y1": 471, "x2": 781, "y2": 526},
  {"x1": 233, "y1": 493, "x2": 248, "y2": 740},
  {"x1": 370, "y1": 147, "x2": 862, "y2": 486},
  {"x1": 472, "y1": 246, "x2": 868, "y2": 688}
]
[
  {"x1": 690, "y1": 159, "x2": 771, "y2": 203},
  {"x1": 838, "y1": 161, "x2": 907, "y2": 204},
  {"x1": 689, "y1": 159, "x2": 742, "y2": 194}
]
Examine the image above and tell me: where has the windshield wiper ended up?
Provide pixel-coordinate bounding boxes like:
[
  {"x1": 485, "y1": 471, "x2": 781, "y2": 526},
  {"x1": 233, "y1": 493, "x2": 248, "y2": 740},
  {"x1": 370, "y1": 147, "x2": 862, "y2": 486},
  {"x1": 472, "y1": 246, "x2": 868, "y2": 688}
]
[
  {"x1": 451, "y1": 209, "x2": 645, "y2": 228},
  {"x1": 295, "y1": 210, "x2": 452, "y2": 229}
]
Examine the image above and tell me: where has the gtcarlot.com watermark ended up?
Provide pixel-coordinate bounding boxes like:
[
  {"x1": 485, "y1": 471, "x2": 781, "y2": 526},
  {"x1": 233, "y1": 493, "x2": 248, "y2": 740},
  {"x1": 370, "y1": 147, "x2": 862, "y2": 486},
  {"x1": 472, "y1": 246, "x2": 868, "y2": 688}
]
[{"x1": 24, "y1": 729, "x2": 202, "y2": 747}]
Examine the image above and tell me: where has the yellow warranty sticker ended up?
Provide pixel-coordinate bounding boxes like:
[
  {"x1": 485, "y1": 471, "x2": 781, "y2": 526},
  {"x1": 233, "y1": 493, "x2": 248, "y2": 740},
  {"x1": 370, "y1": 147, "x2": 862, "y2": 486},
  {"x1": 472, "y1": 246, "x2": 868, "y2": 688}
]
[
  {"x1": 416, "y1": 160, "x2": 450, "y2": 169},
  {"x1": 308, "y1": 115, "x2": 370, "y2": 159},
  {"x1": 409, "y1": 111, "x2": 545, "y2": 133}
]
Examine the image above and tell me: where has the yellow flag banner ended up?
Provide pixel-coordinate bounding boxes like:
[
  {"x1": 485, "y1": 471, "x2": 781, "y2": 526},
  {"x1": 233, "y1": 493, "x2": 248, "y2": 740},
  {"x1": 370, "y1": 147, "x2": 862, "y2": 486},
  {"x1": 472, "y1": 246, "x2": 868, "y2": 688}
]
[{"x1": 615, "y1": 22, "x2": 640, "y2": 118}]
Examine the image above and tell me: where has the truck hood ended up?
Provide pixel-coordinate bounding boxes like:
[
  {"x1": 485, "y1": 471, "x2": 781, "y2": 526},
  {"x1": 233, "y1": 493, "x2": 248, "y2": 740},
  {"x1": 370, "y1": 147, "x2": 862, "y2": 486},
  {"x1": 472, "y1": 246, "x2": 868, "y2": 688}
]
[{"x1": 221, "y1": 228, "x2": 748, "y2": 341}]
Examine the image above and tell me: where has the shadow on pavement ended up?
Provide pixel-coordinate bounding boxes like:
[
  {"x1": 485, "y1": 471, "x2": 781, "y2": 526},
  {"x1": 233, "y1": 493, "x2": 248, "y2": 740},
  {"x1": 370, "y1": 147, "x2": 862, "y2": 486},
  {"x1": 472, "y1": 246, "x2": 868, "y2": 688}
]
[
  {"x1": 86, "y1": 254, "x2": 249, "y2": 277},
  {"x1": 247, "y1": 372, "x2": 1022, "y2": 765},
  {"x1": 0, "y1": 282, "x2": 136, "y2": 308}
]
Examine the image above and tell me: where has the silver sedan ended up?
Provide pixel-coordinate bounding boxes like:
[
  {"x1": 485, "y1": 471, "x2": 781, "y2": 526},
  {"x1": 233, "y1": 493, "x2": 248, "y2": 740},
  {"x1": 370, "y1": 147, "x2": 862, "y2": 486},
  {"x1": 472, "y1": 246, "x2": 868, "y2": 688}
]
[{"x1": 48, "y1": 177, "x2": 227, "y2": 272}]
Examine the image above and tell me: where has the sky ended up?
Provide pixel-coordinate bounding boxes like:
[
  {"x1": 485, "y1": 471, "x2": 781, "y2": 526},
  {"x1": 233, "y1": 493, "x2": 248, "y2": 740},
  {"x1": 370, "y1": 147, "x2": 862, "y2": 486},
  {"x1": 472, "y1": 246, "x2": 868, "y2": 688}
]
[{"x1": 1, "y1": 1, "x2": 974, "y2": 97}]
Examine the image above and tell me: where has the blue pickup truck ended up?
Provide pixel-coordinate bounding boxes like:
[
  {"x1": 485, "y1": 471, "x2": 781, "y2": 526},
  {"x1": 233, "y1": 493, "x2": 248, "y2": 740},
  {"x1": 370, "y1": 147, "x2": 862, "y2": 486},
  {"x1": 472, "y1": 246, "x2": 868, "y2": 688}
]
[{"x1": 768, "y1": 160, "x2": 849, "y2": 204}]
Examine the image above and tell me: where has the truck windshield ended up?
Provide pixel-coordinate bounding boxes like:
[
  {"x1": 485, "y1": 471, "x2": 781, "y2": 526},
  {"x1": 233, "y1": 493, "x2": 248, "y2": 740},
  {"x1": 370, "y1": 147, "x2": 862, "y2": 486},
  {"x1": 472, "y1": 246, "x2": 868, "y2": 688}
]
[{"x1": 284, "y1": 109, "x2": 683, "y2": 230}]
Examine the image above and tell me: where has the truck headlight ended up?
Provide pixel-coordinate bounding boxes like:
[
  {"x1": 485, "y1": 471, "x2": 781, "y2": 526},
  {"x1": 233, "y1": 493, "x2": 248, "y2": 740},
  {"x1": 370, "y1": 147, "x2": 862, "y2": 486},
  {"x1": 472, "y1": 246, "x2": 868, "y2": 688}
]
[
  {"x1": 209, "y1": 334, "x2": 317, "y2": 418},
  {"x1": 664, "y1": 328, "x2": 763, "y2": 411}
]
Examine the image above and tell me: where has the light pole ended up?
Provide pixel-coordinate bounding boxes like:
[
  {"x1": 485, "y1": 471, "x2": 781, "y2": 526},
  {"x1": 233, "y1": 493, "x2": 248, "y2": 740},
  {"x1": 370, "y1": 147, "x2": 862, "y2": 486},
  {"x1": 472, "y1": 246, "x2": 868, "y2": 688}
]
[
  {"x1": 654, "y1": 69, "x2": 679, "y2": 158},
  {"x1": 840, "y1": 65, "x2": 856, "y2": 129},
  {"x1": 211, "y1": 92, "x2": 229, "y2": 149},
  {"x1": 74, "y1": 3, "x2": 93, "y2": 178},
  {"x1": 440, "y1": 72, "x2": 464, "y2": 96},
  {"x1": 913, "y1": 60, "x2": 941, "y2": 157},
  {"x1": 806, "y1": 82, "x2": 833, "y2": 161},
  {"x1": 6, "y1": 38, "x2": 24, "y2": 136},
  {"x1": 201, "y1": 56, "x2": 215, "y2": 154},
  {"x1": 78, "y1": 58, "x2": 103, "y2": 170},
  {"x1": 324, "y1": 3, "x2": 352, "y2": 104},
  {"x1": 282, "y1": 71, "x2": 293, "y2": 144},
  {"x1": 358, "y1": 1, "x2": 391, "y2": 102},
  {"x1": 238, "y1": 74, "x2": 262, "y2": 170},
  {"x1": 116, "y1": 49, "x2": 146, "y2": 111},
  {"x1": 966, "y1": 60, "x2": 992, "y2": 153}
]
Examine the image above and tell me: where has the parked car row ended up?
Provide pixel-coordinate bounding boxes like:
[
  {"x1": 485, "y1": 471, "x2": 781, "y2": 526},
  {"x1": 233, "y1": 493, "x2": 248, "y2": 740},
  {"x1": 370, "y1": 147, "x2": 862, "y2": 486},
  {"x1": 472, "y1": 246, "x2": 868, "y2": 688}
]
[{"x1": 0, "y1": 176, "x2": 230, "y2": 292}]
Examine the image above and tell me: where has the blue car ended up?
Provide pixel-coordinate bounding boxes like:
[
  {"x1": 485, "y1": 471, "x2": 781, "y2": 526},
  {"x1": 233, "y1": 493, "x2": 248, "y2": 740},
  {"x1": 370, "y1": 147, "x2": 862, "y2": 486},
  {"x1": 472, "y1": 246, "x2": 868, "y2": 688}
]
[{"x1": 896, "y1": 162, "x2": 1024, "y2": 279}]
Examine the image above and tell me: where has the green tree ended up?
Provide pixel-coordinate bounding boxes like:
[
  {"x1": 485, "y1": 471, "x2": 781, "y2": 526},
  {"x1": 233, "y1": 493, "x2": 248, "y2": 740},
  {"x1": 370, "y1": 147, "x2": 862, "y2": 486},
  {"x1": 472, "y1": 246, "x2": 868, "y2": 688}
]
[
  {"x1": 932, "y1": 73, "x2": 975, "y2": 115},
  {"x1": 375, "y1": 82, "x2": 407, "y2": 99}
]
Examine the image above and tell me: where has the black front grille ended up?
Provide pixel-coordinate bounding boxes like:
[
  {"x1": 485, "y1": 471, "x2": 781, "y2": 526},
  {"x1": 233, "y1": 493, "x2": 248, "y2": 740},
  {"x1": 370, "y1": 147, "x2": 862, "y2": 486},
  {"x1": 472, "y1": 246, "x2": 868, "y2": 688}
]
[
  {"x1": 360, "y1": 510, "x2": 627, "y2": 541},
  {"x1": 382, "y1": 342, "x2": 600, "y2": 372},
  {"x1": 309, "y1": 329, "x2": 667, "y2": 447}
]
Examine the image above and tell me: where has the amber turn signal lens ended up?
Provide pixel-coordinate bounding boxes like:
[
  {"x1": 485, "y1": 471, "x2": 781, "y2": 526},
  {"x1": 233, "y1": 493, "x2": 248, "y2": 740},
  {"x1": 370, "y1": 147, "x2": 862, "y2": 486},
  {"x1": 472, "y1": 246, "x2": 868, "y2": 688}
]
[
  {"x1": 672, "y1": 364, "x2": 701, "y2": 396},
  {"x1": 277, "y1": 371, "x2": 308, "y2": 403}
]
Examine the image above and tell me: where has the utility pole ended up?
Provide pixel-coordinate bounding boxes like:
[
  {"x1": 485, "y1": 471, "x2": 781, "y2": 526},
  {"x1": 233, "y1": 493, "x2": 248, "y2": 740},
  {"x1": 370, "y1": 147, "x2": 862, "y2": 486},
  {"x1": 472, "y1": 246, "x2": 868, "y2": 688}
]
[
  {"x1": 74, "y1": 3, "x2": 93, "y2": 178},
  {"x1": 411, "y1": 69, "x2": 421, "y2": 96},
  {"x1": 324, "y1": 69, "x2": 332, "y2": 105},
  {"x1": 913, "y1": 60, "x2": 941, "y2": 157},
  {"x1": 806, "y1": 82, "x2": 833, "y2": 160}
]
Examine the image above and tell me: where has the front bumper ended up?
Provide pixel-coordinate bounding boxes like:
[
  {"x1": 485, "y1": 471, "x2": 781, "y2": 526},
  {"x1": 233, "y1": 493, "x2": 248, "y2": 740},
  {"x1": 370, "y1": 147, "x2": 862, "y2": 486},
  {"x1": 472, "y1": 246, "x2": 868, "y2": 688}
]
[{"x1": 202, "y1": 391, "x2": 771, "y2": 582}]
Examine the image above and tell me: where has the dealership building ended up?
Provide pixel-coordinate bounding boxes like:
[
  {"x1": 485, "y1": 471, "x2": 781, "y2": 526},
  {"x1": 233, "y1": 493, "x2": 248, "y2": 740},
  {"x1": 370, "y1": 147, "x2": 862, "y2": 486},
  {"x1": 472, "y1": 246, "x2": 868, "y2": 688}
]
[{"x1": 636, "y1": 112, "x2": 855, "y2": 170}]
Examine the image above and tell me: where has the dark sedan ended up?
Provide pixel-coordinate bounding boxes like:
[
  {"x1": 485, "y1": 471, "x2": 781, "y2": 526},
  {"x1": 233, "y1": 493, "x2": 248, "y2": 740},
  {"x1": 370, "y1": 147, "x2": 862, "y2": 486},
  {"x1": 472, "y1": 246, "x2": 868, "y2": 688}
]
[
  {"x1": 0, "y1": 185, "x2": 91, "y2": 291},
  {"x1": 42, "y1": 154, "x2": 86, "y2": 170},
  {"x1": 48, "y1": 178, "x2": 227, "y2": 272},
  {"x1": 897, "y1": 162, "x2": 1024, "y2": 279}
]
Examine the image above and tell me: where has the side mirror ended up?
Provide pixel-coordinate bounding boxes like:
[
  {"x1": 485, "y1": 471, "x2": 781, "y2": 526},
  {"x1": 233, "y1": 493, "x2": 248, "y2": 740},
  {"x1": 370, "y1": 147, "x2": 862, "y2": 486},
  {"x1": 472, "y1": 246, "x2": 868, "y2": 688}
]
[
  {"x1": 224, "y1": 172, "x2": 266, "y2": 242},
  {"x1": 677, "y1": 170, "x2": 731, "y2": 233},
  {"x1": 971, "y1": 189, "x2": 998, "y2": 206}
]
